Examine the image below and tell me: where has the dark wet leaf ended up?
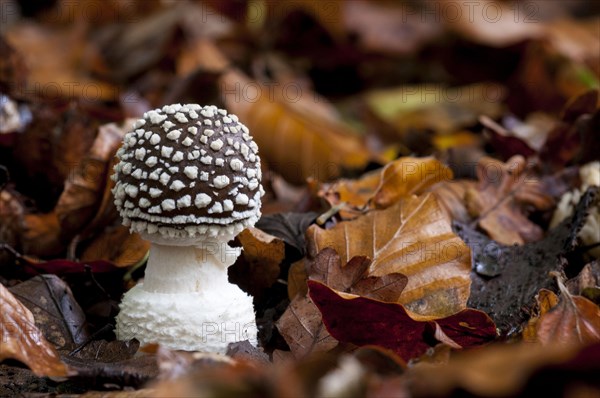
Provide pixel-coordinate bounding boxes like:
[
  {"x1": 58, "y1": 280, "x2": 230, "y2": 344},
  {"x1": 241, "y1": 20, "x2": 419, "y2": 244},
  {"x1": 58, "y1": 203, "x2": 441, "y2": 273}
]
[
  {"x1": 256, "y1": 212, "x2": 319, "y2": 256},
  {"x1": 9, "y1": 275, "x2": 90, "y2": 350},
  {"x1": 456, "y1": 186, "x2": 599, "y2": 335}
]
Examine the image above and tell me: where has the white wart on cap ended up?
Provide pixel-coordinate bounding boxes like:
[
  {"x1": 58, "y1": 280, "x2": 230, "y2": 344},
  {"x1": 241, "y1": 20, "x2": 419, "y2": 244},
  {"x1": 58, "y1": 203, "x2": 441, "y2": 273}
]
[{"x1": 112, "y1": 104, "x2": 264, "y2": 238}]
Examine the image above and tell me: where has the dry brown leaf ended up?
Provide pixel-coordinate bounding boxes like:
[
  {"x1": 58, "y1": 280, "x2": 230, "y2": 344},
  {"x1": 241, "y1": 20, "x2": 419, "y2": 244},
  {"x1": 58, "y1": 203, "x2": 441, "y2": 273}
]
[
  {"x1": 428, "y1": 179, "x2": 475, "y2": 223},
  {"x1": 307, "y1": 193, "x2": 471, "y2": 317},
  {"x1": 20, "y1": 212, "x2": 63, "y2": 257},
  {"x1": 287, "y1": 259, "x2": 308, "y2": 300},
  {"x1": 80, "y1": 226, "x2": 150, "y2": 268},
  {"x1": 221, "y1": 69, "x2": 371, "y2": 184},
  {"x1": 321, "y1": 157, "x2": 453, "y2": 217},
  {"x1": 5, "y1": 23, "x2": 117, "y2": 100},
  {"x1": 276, "y1": 295, "x2": 338, "y2": 358},
  {"x1": 366, "y1": 83, "x2": 506, "y2": 136},
  {"x1": 406, "y1": 341, "x2": 585, "y2": 398},
  {"x1": 522, "y1": 289, "x2": 559, "y2": 342},
  {"x1": 535, "y1": 275, "x2": 600, "y2": 346},
  {"x1": 466, "y1": 155, "x2": 554, "y2": 245},
  {"x1": 0, "y1": 189, "x2": 25, "y2": 264},
  {"x1": 0, "y1": 283, "x2": 71, "y2": 377},
  {"x1": 56, "y1": 120, "x2": 128, "y2": 238},
  {"x1": 230, "y1": 227, "x2": 286, "y2": 298}
]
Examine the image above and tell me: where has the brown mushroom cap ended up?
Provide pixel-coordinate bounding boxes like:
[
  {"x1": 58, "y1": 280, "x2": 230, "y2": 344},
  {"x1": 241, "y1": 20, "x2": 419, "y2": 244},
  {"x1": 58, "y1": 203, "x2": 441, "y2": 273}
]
[{"x1": 112, "y1": 104, "x2": 264, "y2": 238}]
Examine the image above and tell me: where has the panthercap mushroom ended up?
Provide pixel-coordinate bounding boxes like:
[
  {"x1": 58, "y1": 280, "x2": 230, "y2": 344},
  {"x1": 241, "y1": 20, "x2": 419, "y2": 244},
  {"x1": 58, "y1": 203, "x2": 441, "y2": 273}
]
[{"x1": 112, "y1": 104, "x2": 264, "y2": 352}]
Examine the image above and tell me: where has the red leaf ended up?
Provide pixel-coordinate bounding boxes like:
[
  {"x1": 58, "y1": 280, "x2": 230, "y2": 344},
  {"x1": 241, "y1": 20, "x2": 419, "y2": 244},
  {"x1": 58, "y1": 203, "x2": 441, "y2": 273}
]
[{"x1": 308, "y1": 280, "x2": 496, "y2": 361}]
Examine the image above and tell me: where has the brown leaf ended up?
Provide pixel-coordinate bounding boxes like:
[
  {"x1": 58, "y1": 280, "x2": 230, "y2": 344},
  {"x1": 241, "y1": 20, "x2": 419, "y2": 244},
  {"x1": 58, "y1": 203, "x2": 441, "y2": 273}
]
[
  {"x1": 56, "y1": 120, "x2": 129, "y2": 239},
  {"x1": 276, "y1": 295, "x2": 338, "y2": 358},
  {"x1": 535, "y1": 274, "x2": 600, "y2": 346},
  {"x1": 428, "y1": 179, "x2": 475, "y2": 223},
  {"x1": 320, "y1": 157, "x2": 453, "y2": 217},
  {"x1": 80, "y1": 226, "x2": 150, "y2": 268},
  {"x1": 5, "y1": 24, "x2": 117, "y2": 100},
  {"x1": 309, "y1": 280, "x2": 496, "y2": 362},
  {"x1": 466, "y1": 155, "x2": 554, "y2": 245},
  {"x1": 366, "y1": 83, "x2": 505, "y2": 136},
  {"x1": 0, "y1": 189, "x2": 25, "y2": 265},
  {"x1": 20, "y1": 212, "x2": 63, "y2": 257},
  {"x1": 406, "y1": 341, "x2": 595, "y2": 398},
  {"x1": 0, "y1": 283, "x2": 71, "y2": 377},
  {"x1": 287, "y1": 259, "x2": 308, "y2": 300},
  {"x1": 9, "y1": 275, "x2": 90, "y2": 351},
  {"x1": 523, "y1": 289, "x2": 559, "y2": 342},
  {"x1": 230, "y1": 227, "x2": 286, "y2": 298},
  {"x1": 308, "y1": 248, "x2": 407, "y2": 303},
  {"x1": 221, "y1": 68, "x2": 371, "y2": 184},
  {"x1": 307, "y1": 193, "x2": 471, "y2": 317}
]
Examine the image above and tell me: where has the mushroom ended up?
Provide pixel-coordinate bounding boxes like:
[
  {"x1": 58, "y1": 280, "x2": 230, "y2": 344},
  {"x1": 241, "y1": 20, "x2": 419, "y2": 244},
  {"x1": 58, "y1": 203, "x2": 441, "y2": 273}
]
[{"x1": 111, "y1": 104, "x2": 264, "y2": 352}]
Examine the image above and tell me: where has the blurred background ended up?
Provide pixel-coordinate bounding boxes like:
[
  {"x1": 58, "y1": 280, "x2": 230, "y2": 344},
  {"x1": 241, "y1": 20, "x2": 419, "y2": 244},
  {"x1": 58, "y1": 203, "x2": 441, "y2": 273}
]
[{"x1": 0, "y1": 0, "x2": 598, "y2": 262}]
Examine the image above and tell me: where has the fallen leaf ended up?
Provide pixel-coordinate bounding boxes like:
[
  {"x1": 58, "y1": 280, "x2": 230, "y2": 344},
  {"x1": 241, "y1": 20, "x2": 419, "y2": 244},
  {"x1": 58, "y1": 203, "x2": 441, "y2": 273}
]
[
  {"x1": 276, "y1": 295, "x2": 338, "y2": 358},
  {"x1": 540, "y1": 89, "x2": 599, "y2": 171},
  {"x1": 5, "y1": 23, "x2": 118, "y2": 100},
  {"x1": 522, "y1": 289, "x2": 559, "y2": 342},
  {"x1": 308, "y1": 248, "x2": 407, "y2": 303},
  {"x1": 278, "y1": 249, "x2": 408, "y2": 358},
  {"x1": 55, "y1": 119, "x2": 128, "y2": 239},
  {"x1": 0, "y1": 283, "x2": 70, "y2": 377},
  {"x1": 0, "y1": 189, "x2": 25, "y2": 265},
  {"x1": 465, "y1": 155, "x2": 554, "y2": 245},
  {"x1": 307, "y1": 193, "x2": 472, "y2": 317},
  {"x1": 230, "y1": 227, "x2": 286, "y2": 298},
  {"x1": 366, "y1": 83, "x2": 505, "y2": 136},
  {"x1": 221, "y1": 68, "x2": 371, "y2": 184},
  {"x1": 287, "y1": 259, "x2": 308, "y2": 300},
  {"x1": 20, "y1": 212, "x2": 63, "y2": 257},
  {"x1": 255, "y1": 212, "x2": 318, "y2": 257},
  {"x1": 457, "y1": 186, "x2": 599, "y2": 335},
  {"x1": 406, "y1": 341, "x2": 598, "y2": 398},
  {"x1": 80, "y1": 226, "x2": 150, "y2": 268},
  {"x1": 308, "y1": 280, "x2": 496, "y2": 362},
  {"x1": 320, "y1": 157, "x2": 453, "y2": 216},
  {"x1": 428, "y1": 180, "x2": 475, "y2": 223},
  {"x1": 534, "y1": 274, "x2": 600, "y2": 346},
  {"x1": 9, "y1": 275, "x2": 90, "y2": 350}
]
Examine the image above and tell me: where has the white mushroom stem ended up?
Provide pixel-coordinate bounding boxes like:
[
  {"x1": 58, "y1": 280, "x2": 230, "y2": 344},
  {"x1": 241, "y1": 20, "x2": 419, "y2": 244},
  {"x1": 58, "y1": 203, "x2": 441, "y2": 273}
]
[
  {"x1": 115, "y1": 239, "x2": 258, "y2": 353},
  {"x1": 142, "y1": 243, "x2": 240, "y2": 294}
]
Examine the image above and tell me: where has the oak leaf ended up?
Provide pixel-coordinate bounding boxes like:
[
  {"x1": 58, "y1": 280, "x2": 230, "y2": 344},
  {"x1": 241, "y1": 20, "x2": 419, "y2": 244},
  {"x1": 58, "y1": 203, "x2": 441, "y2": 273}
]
[
  {"x1": 465, "y1": 155, "x2": 554, "y2": 245},
  {"x1": 0, "y1": 283, "x2": 71, "y2": 377},
  {"x1": 307, "y1": 193, "x2": 472, "y2": 317}
]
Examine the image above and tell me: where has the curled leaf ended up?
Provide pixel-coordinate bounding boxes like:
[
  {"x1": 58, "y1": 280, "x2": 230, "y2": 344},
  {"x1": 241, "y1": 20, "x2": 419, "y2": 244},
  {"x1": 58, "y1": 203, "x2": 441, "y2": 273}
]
[{"x1": 0, "y1": 283, "x2": 71, "y2": 377}]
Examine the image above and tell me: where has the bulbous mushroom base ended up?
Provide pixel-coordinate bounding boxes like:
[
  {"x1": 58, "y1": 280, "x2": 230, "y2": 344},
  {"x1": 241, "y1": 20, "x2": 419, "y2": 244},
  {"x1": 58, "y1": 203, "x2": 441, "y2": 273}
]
[{"x1": 115, "y1": 283, "x2": 257, "y2": 352}]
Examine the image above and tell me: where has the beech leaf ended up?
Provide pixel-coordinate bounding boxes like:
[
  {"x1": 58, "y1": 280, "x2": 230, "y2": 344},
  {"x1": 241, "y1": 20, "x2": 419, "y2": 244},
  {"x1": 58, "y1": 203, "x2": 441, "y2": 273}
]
[
  {"x1": 534, "y1": 274, "x2": 600, "y2": 346},
  {"x1": 320, "y1": 156, "x2": 452, "y2": 216},
  {"x1": 0, "y1": 283, "x2": 71, "y2": 377},
  {"x1": 308, "y1": 280, "x2": 496, "y2": 362},
  {"x1": 307, "y1": 193, "x2": 472, "y2": 317}
]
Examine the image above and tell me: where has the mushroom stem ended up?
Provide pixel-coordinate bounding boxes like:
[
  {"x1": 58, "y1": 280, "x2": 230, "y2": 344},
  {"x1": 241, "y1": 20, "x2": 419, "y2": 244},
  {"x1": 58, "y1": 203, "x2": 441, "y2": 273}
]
[
  {"x1": 142, "y1": 241, "x2": 239, "y2": 294},
  {"x1": 115, "y1": 239, "x2": 258, "y2": 352}
]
